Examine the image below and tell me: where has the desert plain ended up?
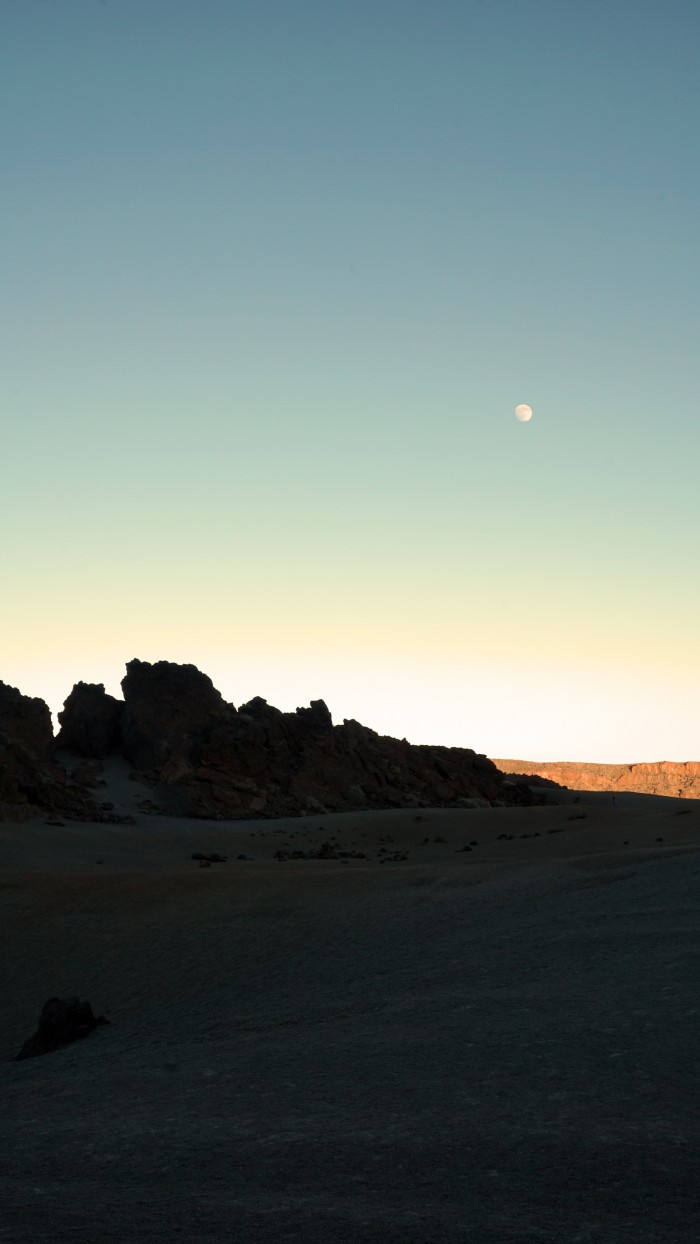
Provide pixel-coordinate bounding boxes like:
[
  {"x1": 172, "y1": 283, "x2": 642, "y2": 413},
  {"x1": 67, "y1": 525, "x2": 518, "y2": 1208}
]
[{"x1": 1, "y1": 763, "x2": 699, "y2": 1243}]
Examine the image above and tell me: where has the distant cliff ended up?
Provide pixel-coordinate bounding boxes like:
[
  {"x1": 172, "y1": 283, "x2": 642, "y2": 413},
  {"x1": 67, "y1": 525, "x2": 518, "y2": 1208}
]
[{"x1": 494, "y1": 759, "x2": 700, "y2": 799}]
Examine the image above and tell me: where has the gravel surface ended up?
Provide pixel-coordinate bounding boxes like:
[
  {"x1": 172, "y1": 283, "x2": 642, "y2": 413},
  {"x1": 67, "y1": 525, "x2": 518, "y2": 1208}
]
[{"x1": 1, "y1": 804, "x2": 698, "y2": 1242}]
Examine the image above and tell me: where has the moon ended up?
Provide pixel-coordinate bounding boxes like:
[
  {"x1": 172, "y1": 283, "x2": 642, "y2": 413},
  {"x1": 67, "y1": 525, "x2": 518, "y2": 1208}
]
[{"x1": 515, "y1": 403, "x2": 532, "y2": 422}]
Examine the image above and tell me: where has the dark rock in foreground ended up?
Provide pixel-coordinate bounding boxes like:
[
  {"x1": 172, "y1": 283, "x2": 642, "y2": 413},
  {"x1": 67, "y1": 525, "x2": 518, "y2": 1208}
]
[{"x1": 15, "y1": 997, "x2": 110, "y2": 1060}]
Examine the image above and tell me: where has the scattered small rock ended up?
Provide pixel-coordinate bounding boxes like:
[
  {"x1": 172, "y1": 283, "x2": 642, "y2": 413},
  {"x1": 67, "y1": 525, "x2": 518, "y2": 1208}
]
[{"x1": 273, "y1": 842, "x2": 367, "y2": 862}]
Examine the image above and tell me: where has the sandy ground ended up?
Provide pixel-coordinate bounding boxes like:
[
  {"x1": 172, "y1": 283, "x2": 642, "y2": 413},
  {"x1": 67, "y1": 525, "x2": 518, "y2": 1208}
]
[{"x1": 1, "y1": 778, "x2": 699, "y2": 1242}]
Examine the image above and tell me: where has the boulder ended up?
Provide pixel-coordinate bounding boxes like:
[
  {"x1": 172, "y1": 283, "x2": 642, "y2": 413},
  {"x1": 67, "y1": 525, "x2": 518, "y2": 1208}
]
[{"x1": 15, "y1": 997, "x2": 110, "y2": 1060}]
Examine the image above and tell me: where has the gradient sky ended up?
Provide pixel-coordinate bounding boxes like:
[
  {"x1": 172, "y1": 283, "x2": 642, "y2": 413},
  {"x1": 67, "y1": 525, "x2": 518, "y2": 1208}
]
[{"x1": 3, "y1": 0, "x2": 699, "y2": 761}]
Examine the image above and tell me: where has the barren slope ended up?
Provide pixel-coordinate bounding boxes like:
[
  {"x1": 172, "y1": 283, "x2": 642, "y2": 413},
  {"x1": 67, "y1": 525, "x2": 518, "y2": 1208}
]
[{"x1": 2, "y1": 797, "x2": 699, "y2": 1242}]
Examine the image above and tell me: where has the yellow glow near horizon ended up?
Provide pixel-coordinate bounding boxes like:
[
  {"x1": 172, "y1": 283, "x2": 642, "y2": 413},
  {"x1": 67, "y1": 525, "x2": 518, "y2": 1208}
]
[{"x1": 4, "y1": 640, "x2": 699, "y2": 766}]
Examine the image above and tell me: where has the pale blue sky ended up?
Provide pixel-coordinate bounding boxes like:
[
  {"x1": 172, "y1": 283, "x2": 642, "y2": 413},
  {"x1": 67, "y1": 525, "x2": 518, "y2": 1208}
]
[{"x1": 3, "y1": 1, "x2": 699, "y2": 760}]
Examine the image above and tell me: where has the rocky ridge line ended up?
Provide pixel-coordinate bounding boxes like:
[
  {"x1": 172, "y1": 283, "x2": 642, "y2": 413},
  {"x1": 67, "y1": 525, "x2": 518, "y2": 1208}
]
[{"x1": 1, "y1": 660, "x2": 536, "y2": 822}]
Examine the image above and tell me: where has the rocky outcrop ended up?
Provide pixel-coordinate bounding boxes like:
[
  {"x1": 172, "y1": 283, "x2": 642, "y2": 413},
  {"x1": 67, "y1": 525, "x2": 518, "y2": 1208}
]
[
  {"x1": 494, "y1": 759, "x2": 700, "y2": 799},
  {"x1": 56, "y1": 682, "x2": 123, "y2": 758},
  {"x1": 119, "y1": 659, "x2": 231, "y2": 772},
  {"x1": 0, "y1": 682, "x2": 53, "y2": 759},
  {"x1": 0, "y1": 682, "x2": 114, "y2": 823},
  {"x1": 107, "y1": 660, "x2": 529, "y2": 817},
  {"x1": 1, "y1": 661, "x2": 538, "y2": 821},
  {"x1": 499, "y1": 770, "x2": 564, "y2": 790}
]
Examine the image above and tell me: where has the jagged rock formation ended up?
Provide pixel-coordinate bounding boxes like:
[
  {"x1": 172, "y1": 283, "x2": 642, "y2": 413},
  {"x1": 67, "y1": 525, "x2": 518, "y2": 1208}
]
[
  {"x1": 112, "y1": 660, "x2": 531, "y2": 818},
  {"x1": 495, "y1": 759, "x2": 700, "y2": 799},
  {"x1": 119, "y1": 660, "x2": 229, "y2": 772},
  {"x1": 56, "y1": 682, "x2": 123, "y2": 759},
  {"x1": 0, "y1": 680, "x2": 54, "y2": 757},
  {"x1": 0, "y1": 681, "x2": 107, "y2": 822},
  {"x1": 1, "y1": 660, "x2": 538, "y2": 822}
]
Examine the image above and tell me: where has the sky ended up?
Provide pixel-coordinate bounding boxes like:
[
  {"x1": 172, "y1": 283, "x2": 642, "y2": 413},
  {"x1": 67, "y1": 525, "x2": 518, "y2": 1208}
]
[{"x1": 2, "y1": 0, "x2": 699, "y2": 761}]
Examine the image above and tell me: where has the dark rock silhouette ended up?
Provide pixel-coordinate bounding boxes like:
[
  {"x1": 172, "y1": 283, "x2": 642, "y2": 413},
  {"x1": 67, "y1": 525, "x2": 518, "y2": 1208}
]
[
  {"x1": 1, "y1": 659, "x2": 537, "y2": 822},
  {"x1": 15, "y1": 997, "x2": 110, "y2": 1060},
  {"x1": 106, "y1": 659, "x2": 534, "y2": 818},
  {"x1": 0, "y1": 681, "x2": 107, "y2": 822},
  {"x1": 0, "y1": 681, "x2": 53, "y2": 757},
  {"x1": 500, "y1": 771, "x2": 564, "y2": 790},
  {"x1": 56, "y1": 682, "x2": 123, "y2": 758},
  {"x1": 120, "y1": 659, "x2": 230, "y2": 772}
]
